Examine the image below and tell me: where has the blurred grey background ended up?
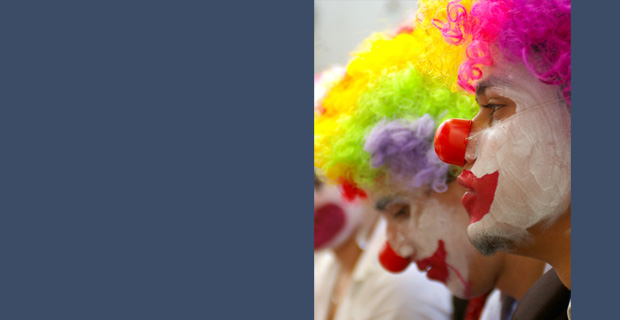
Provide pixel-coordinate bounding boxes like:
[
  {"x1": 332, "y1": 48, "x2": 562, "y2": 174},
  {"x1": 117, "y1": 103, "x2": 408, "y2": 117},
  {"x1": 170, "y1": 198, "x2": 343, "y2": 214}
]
[{"x1": 314, "y1": 0, "x2": 418, "y2": 73}]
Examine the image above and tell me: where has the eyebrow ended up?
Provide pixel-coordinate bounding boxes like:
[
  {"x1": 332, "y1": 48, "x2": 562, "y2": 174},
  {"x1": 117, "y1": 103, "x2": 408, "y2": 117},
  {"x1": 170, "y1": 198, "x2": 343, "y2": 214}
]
[
  {"x1": 475, "y1": 77, "x2": 514, "y2": 106},
  {"x1": 475, "y1": 81, "x2": 492, "y2": 106},
  {"x1": 475, "y1": 77, "x2": 515, "y2": 96},
  {"x1": 475, "y1": 79, "x2": 497, "y2": 100},
  {"x1": 475, "y1": 82, "x2": 489, "y2": 96}
]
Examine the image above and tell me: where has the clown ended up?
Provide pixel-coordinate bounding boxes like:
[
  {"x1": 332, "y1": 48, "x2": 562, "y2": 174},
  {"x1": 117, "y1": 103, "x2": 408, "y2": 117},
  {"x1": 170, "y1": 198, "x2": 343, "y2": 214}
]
[
  {"x1": 430, "y1": 0, "x2": 572, "y2": 318},
  {"x1": 315, "y1": 27, "x2": 548, "y2": 320},
  {"x1": 313, "y1": 69, "x2": 452, "y2": 320}
]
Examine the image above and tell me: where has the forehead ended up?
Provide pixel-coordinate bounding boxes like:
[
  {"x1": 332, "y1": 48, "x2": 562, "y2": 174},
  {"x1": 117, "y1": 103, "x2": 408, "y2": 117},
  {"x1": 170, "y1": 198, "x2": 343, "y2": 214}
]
[
  {"x1": 476, "y1": 63, "x2": 562, "y2": 108},
  {"x1": 475, "y1": 63, "x2": 527, "y2": 95},
  {"x1": 370, "y1": 189, "x2": 427, "y2": 210},
  {"x1": 475, "y1": 76, "x2": 513, "y2": 97}
]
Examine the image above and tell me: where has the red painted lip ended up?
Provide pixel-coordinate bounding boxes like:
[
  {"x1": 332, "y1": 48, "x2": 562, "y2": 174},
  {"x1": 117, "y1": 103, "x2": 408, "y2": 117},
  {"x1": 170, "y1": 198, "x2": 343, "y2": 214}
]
[
  {"x1": 457, "y1": 170, "x2": 500, "y2": 225},
  {"x1": 314, "y1": 203, "x2": 346, "y2": 249},
  {"x1": 415, "y1": 240, "x2": 449, "y2": 284}
]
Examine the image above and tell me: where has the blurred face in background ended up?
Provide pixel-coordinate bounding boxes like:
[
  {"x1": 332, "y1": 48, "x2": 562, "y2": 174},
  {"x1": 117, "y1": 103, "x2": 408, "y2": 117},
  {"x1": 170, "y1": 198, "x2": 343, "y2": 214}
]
[
  {"x1": 372, "y1": 182, "x2": 502, "y2": 299},
  {"x1": 314, "y1": 174, "x2": 368, "y2": 251}
]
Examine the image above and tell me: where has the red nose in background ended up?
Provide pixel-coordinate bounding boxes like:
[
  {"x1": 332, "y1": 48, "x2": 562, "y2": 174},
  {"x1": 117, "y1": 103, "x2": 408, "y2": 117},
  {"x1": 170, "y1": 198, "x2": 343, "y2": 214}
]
[
  {"x1": 434, "y1": 119, "x2": 472, "y2": 167},
  {"x1": 378, "y1": 241, "x2": 411, "y2": 273}
]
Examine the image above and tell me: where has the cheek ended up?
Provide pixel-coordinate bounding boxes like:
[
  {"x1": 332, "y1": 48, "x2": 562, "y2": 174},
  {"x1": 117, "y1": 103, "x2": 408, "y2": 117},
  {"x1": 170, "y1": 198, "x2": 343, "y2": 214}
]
[
  {"x1": 472, "y1": 107, "x2": 569, "y2": 181},
  {"x1": 413, "y1": 217, "x2": 449, "y2": 257},
  {"x1": 445, "y1": 239, "x2": 469, "y2": 270},
  {"x1": 434, "y1": 212, "x2": 472, "y2": 266},
  {"x1": 342, "y1": 202, "x2": 362, "y2": 220},
  {"x1": 417, "y1": 209, "x2": 449, "y2": 239},
  {"x1": 419, "y1": 200, "x2": 460, "y2": 244},
  {"x1": 341, "y1": 201, "x2": 370, "y2": 232},
  {"x1": 470, "y1": 128, "x2": 506, "y2": 177},
  {"x1": 489, "y1": 109, "x2": 571, "y2": 226},
  {"x1": 314, "y1": 185, "x2": 345, "y2": 207},
  {"x1": 386, "y1": 220, "x2": 416, "y2": 257}
]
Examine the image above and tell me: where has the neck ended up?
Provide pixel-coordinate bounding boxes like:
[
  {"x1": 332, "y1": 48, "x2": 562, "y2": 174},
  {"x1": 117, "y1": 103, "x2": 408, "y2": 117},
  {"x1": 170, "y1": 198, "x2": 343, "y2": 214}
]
[
  {"x1": 524, "y1": 205, "x2": 571, "y2": 290},
  {"x1": 332, "y1": 233, "x2": 363, "y2": 273},
  {"x1": 494, "y1": 252, "x2": 546, "y2": 300},
  {"x1": 546, "y1": 207, "x2": 571, "y2": 290},
  {"x1": 332, "y1": 215, "x2": 379, "y2": 273}
]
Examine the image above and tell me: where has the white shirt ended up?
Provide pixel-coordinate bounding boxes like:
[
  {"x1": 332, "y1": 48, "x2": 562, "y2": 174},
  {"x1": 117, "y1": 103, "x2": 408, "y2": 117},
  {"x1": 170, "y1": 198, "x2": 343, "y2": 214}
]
[
  {"x1": 480, "y1": 289, "x2": 510, "y2": 320},
  {"x1": 480, "y1": 289, "x2": 501, "y2": 320},
  {"x1": 314, "y1": 218, "x2": 452, "y2": 320}
]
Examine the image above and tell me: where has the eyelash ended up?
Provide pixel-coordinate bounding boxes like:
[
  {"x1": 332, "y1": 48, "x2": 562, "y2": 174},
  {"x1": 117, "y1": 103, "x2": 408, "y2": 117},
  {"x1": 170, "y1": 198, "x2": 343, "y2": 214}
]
[
  {"x1": 393, "y1": 205, "x2": 409, "y2": 219},
  {"x1": 482, "y1": 104, "x2": 504, "y2": 117}
]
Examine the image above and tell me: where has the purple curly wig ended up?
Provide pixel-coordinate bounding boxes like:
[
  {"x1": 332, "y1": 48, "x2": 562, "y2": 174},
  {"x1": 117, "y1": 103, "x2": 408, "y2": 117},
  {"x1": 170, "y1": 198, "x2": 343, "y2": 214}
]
[{"x1": 364, "y1": 115, "x2": 450, "y2": 193}]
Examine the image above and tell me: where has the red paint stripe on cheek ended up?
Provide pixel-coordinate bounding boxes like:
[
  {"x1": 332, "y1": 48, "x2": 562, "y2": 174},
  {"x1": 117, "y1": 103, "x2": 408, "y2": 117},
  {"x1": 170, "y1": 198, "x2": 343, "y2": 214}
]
[{"x1": 469, "y1": 171, "x2": 499, "y2": 224}]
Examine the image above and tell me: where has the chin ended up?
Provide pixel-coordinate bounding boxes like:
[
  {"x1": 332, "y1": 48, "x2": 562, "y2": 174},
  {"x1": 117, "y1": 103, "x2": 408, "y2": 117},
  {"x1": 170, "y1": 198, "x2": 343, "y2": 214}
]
[
  {"x1": 467, "y1": 218, "x2": 531, "y2": 257},
  {"x1": 469, "y1": 233, "x2": 511, "y2": 257}
]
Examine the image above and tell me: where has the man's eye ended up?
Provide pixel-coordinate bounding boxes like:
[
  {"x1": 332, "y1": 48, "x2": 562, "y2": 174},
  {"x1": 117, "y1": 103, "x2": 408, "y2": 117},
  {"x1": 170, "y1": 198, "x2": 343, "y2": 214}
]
[
  {"x1": 482, "y1": 104, "x2": 506, "y2": 123},
  {"x1": 483, "y1": 103, "x2": 503, "y2": 115},
  {"x1": 393, "y1": 205, "x2": 410, "y2": 220},
  {"x1": 314, "y1": 174, "x2": 323, "y2": 190}
]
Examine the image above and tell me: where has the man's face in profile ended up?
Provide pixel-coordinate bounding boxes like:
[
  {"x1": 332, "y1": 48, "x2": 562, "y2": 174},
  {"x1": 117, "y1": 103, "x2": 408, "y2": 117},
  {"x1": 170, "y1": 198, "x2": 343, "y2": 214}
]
[
  {"x1": 373, "y1": 186, "x2": 500, "y2": 299},
  {"x1": 458, "y1": 62, "x2": 571, "y2": 256}
]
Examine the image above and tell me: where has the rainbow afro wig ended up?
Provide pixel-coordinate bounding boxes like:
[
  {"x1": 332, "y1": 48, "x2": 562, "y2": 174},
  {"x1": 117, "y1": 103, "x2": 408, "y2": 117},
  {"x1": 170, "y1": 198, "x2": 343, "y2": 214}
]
[
  {"x1": 427, "y1": 0, "x2": 571, "y2": 102},
  {"x1": 314, "y1": 28, "x2": 477, "y2": 198}
]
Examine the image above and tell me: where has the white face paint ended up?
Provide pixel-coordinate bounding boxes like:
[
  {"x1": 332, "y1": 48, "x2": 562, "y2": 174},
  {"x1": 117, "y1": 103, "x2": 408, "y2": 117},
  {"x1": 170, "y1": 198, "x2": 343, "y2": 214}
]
[
  {"x1": 373, "y1": 187, "x2": 497, "y2": 299},
  {"x1": 314, "y1": 181, "x2": 367, "y2": 251},
  {"x1": 461, "y1": 62, "x2": 571, "y2": 255}
]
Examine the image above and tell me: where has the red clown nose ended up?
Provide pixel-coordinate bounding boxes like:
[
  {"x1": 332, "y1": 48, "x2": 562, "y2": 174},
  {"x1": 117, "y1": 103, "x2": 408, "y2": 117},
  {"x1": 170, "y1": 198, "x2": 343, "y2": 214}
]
[
  {"x1": 434, "y1": 119, "x2": 472, "y2": 167},
  {"x1": 378, "y1": 241, "x2": 411, "y2": 273}
]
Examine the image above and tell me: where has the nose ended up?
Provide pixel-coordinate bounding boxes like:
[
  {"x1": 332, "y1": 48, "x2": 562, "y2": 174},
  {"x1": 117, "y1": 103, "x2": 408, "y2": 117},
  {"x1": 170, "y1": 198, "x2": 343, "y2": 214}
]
[
  {"x1": 433, "y1": 118, "x2": 472, "y2": 166},
  {"x1": 378, "y1": 240, "x2": 411, "y2": 273}
]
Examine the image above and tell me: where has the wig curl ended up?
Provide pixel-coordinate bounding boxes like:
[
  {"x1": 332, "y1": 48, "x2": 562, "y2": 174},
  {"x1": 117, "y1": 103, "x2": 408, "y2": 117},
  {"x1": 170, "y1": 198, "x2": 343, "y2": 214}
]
[
  {"x1": 412, "y1": 0, "x2": 474, "y2": 91},
  {"x1": 315, "y1": 20, "x2": 473, "y2": 175},
  {"x1": 432, "y1": 0, "x2": 571, "y2": 102},
  {"x1": 364, "y1": 116, "x2": 450, "y2": 193},
  {"x1": 314, "y1": 32, "x2": 423, "y2": 175},
  {"x1": 500, "y1": 0, "x2": 571, "y2": 101},
  {"x1": 316, "y1": 64, "x2": 476, "y2": 193}
]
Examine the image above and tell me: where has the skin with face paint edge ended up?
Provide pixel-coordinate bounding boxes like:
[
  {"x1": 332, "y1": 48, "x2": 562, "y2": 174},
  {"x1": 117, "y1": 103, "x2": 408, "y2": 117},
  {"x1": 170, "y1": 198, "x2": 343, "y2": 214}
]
[
  {"x1": 459, "y1": 60, "x2": 571, "y2": 289},
  {"x1": 369, "y1": 180, "x2": 544, "y2": 300}
]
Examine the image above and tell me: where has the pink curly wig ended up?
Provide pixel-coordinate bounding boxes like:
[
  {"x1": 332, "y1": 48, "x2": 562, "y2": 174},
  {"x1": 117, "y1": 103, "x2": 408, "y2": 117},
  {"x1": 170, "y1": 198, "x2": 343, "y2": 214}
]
[{"x1": 433, "y1": 0, "x2": 571, "y2": 103}]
